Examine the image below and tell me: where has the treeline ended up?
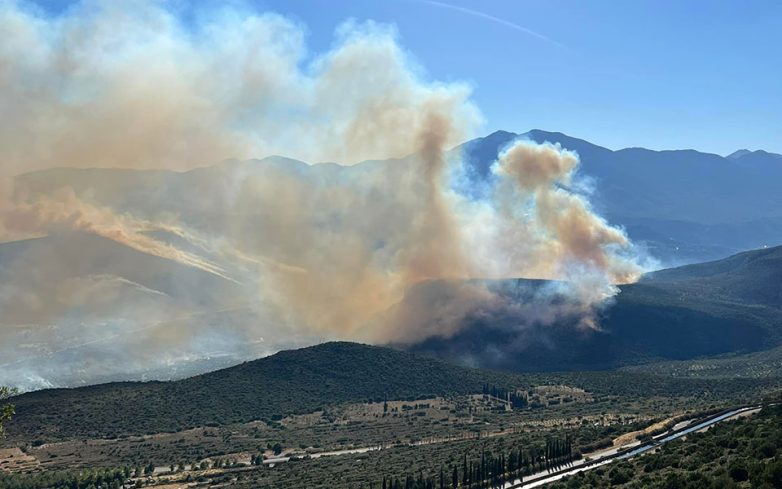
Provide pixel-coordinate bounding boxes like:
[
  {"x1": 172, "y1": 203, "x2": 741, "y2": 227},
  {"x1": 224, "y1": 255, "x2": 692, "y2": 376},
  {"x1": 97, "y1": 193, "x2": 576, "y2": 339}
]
[
  {"x1": 548, "y1": 403, "x2": 782, "y2": 489},
  {"x1": 0, "y1": 467, "x2": 131, "y2": 489},
  {"x1": 376, "y1": 437, "x2": 576, "y2": 489},
  {"x1": 481, "y1": 384, "x2": 527, "y2": 409}
]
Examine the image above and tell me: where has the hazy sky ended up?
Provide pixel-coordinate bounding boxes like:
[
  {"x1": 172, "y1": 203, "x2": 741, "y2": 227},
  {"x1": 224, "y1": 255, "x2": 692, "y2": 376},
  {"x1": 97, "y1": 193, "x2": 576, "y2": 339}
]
[{"x1": 32, "y1": 0, "x2": 782, "y2": 155}]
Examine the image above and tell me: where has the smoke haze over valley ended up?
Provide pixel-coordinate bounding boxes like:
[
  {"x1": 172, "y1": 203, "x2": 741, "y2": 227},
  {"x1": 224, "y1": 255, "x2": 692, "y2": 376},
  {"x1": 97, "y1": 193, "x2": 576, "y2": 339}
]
[
  {"x1": 0, "y1": 0, "x2": 654, "y2": 390},
  {"x1": 3, "y1": 4, "x2": 782, "y2": 489},
  {"x1": 1, "y1": 1, "x2": 782, "y2": 393}
]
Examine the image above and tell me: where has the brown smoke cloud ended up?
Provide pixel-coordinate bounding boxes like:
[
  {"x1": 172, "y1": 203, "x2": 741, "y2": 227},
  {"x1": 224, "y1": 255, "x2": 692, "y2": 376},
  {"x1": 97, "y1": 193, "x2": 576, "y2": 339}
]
[
  {"x1": 493, "y1": 141, "x2": 642, "y2": 286},
  {"x1": 0, "y1": 1, "x2": 645, "y2": 389},
  {"x1": 0, "y1": 2, "x2": 478, "y2": 175},
  {"x1": 0, "y1": 178, "x2": 231, "y2": 279},
  {"x1": 247, "y1": 100, "x2": 480, "y2": 344}
]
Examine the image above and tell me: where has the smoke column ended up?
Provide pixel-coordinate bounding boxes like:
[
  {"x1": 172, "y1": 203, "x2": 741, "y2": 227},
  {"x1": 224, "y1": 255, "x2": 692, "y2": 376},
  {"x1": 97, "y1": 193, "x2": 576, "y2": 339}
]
[{"x1": 0, "y1": 0, "x2": 644, "y2": 389}]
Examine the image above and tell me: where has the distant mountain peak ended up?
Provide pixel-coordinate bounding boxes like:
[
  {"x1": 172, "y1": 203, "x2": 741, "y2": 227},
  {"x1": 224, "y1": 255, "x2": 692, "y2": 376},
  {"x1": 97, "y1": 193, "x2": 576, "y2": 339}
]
[
  {"x1": 462, "y1": 130, "x2": 519, "y2": 151},
  {"x1": 727, "y1": 149, "x2": 752, "y2": 160},
  {"x1": 524, "y1": 129, "x2": 570, "y2": 139},
  {"x1": 518, "y1": 129, "x2": 614, "y2": 157},
  {"x1": 726, "y1": 149, "x2": 782, "y2": 162},
  {"x1": 483, "y1": 129, "x2": 518, "y2": 140}
]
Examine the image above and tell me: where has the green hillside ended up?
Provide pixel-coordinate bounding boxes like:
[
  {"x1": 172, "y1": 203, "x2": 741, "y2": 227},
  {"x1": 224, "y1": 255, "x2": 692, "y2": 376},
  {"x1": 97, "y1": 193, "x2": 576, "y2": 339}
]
[
  {"x1": 411, "y1": 245, "x2": 782, "y2": 372},
  {"x1": 5, "y1": 342, "x2": 776, "y2": 446},
  {"x1": 3, "y1": 342, "x2": 523, "y2": 441},
  {"x1": 623, "y1": 346, "x2": 782, "y2": 379},
  {"x1": 643, "y1": 245, "x2": 782, "y2": 308}
]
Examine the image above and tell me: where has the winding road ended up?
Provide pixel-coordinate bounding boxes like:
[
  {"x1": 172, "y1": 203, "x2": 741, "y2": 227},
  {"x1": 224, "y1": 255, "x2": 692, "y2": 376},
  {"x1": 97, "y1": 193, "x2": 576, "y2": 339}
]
[{"x1": 504, "y1": 405, "x2": 762, "y2": 488}]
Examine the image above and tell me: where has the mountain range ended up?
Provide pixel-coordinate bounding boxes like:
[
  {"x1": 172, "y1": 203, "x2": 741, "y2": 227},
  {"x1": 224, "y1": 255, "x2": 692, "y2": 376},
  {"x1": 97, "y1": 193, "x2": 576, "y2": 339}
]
[
  {"x1": 16, "y1": 129, "x2": 782, "y2": 267},
  {"x1": 459, "y1": 130, "x2": 782, "y2": 265},
  {"x1": 2, "y1": 129, "x2": 782, "y2": 388}
]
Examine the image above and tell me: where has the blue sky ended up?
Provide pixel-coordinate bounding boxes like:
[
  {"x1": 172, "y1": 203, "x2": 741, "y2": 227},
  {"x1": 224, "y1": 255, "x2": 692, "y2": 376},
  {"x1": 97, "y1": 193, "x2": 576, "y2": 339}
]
[{"x1": 35, "y1": 0, "x2": 782, "y2": 154}]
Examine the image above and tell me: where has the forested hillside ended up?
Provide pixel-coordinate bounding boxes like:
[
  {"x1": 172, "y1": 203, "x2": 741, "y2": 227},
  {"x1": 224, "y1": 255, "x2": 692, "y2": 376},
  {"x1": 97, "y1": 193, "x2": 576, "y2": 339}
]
[
  {"x1": 5, "y1": 343, "x2": 776, "y2": 446},
  {"x1": 411, "y1": 245, "x2": 782, "y2": 372},
  {"x1": 3, "y1": 343, "x2": 523, "y2": 441}
]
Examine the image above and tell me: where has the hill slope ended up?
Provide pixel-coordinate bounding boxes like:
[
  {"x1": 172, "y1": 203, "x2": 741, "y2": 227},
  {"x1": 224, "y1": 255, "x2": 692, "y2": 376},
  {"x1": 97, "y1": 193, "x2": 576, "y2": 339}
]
[
  {"x1": 5, "y1": 130, "x2": 782, "y2": 388},
  {"x1": 4, "y1": 342, "x2": 777, "y2": 448},
  {"x1": 410, "y1": 245, "x2": 782, "y2": 372},
  {"x1": 3, "y1": 342, "x2": 524, "y2": 441},
  {"x1": 642, "y1": 245, "x2": 782, "y2": 308}
]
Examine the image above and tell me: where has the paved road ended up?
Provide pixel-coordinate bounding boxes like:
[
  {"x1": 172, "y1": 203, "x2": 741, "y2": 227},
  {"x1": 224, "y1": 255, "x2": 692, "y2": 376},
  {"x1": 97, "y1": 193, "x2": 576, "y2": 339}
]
[
  {"x1": 504, "y1": 405, "x2": 761, "y2": 488},
  {"x1": 263, "y1": 445, "x2": 383, "y2": 465},
  {"x1": 147, "y1": 404, "x2": 762, "y2": 486}
]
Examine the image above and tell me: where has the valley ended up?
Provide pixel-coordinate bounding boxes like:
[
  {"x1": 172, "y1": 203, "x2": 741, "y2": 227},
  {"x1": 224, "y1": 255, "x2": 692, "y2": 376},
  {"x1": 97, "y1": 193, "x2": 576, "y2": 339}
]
[
  {"x1": 3, "y1": 168, "x2": 782, "y2": 488},
  {"x1": 1, "y1": 343, "x2": 780, "y2": 488},
  {"x1": 1, "y1": 3, "x2": 781, "y2": 487}
]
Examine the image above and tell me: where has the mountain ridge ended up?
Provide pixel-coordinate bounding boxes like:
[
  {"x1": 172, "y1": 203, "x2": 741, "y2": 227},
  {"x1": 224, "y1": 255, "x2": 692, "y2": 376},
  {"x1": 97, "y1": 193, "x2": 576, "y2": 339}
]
[
  {"x1": 4, "y1": 340, "x2": 777, "y2": 445},
  {"x1": 5, "y1": 130, "x2": 782, "y2": 387},
  {"x1": 2, "y1": 341, "x2": 526, "y2": 441},
  {"x1": 409, "y1": 244, "x2": 782, "y2": 372}
]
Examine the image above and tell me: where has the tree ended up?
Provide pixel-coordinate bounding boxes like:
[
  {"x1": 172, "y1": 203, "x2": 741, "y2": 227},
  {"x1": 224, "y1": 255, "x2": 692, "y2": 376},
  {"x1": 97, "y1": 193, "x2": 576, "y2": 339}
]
[
  {"x1": 0, "y1": 386, "x2": 16, "y2": 438},
  {"x1": 729, "y1": 462, "x2": 749, "y2": 482},
  {"x1": 762, "y1": 458, "x2": 782, "y2": 488}
]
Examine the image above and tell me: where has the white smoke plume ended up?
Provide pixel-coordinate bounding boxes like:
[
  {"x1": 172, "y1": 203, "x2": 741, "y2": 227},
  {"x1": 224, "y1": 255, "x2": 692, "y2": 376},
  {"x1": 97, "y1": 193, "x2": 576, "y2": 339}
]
[
  {"x1": 0, "y1": 0, "x2": 645, "y2": 389},
  {"x1": 0, "y1": 1, "x2": 478, "y2": 173}
]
